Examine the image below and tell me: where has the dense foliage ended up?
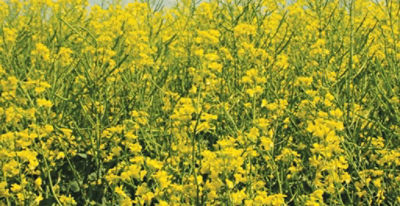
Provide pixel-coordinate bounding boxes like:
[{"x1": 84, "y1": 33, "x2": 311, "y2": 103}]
[{"x1": 0, "y1": 0, "x2": 400, "y2": 205}]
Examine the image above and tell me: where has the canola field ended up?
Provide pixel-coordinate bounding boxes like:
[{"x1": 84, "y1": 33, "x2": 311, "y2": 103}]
[{"x1": 0, "y1": 0, "x2": 400, "y2": 205}]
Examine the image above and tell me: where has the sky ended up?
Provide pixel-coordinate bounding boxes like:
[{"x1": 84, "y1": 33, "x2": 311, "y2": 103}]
[{"x1": 88, "y1": 0, "x2": 180, "y2": 7}]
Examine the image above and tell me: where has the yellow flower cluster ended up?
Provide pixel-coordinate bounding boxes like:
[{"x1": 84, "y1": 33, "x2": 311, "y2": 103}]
[{"x1": 0, "y1": 0, "x2": 400, "y2": 205}]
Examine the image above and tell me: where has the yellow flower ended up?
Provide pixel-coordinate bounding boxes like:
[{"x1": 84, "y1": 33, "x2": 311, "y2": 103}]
[
  {"x1": 146, "y1": 159, "x2": 163, "y2": 170},
  {"x1": 234, "y1": 23, "x2": 256, "y2": 37},
  {"x1": 35, "y1": 177, "x2": 42, "y2": 189},
  {"x1": 56, "y1": 152, "x2": 65, "y2": 160},
  {"x1": 120, "y1": 164, "x2": 141, "y2": 180},
  {"x1": 3, "y1": 160, "x2": 19, "y2": 176},
  {"x1": 260, "y1": 136, "x2": 274, "y2": 151},
  {"x1": 153, "y1": 170, "x2": 171, "y2": 189},
  {"x1": 11, "y1": 184, "x2": 23, "y2": 193},
  {"x1": 158, "y1": 200, "x2": 169, "y2": 206},
  {"x1": 247, "y1": 127, "x2": 259, "y2": 142},
  {"x1": 57, "y1": 47, "x2": 73, "y2": 66},
  {"x1": 34, "y1": 194, "x2": 43, "y2": 205},
  {"x1": 115, "y1": 186, "x2": 127, "y2": 198},
  {"x1": 226, "y1": 179, "x2": 234, "y2": 189},
  {"x1": 37, "y1": 98, "x2": 53, "y2": 108},
  {"x1": 373, "y1": 178, "x2": 382, "y2": 188},
  {"x1": 0, "y1": 182, "x2": 9, "y2": 197},
  {"x1": 32, "y1": 43, "x2": 51, "y2": 62},
  {"x1": 3, "y1": 28, "x2": 17, "y2": 45},
  {"x1": 208, "y1": 62, "x2": 222, "y2": 73},
  {"x1": 295, "y1": 76, "x2": 313, "y2": 86},
  {"x1": 232, "y1": 189, "x2": 246, "y2": 204},
  {"x1": 59, "y1": 194, "x2": 77, "y2": 206}
]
